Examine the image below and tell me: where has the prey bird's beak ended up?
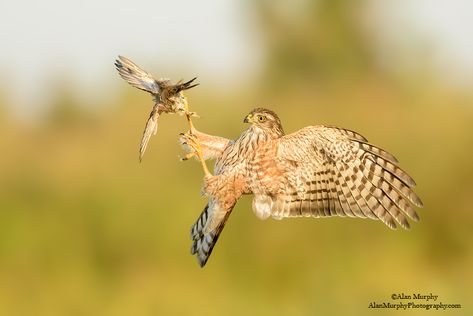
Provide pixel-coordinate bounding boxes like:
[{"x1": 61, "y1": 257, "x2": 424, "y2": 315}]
[
  {"x1": 176, "y1": 77, "x2": 199, "y2": 93},
  {"x1": 243, "y1": 114, "x2": 252, "y2": 123}
]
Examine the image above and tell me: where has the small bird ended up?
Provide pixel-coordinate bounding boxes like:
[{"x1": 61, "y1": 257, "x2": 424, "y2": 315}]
[
  {"x1": 181, "y1": 108, "x2": 424, "y2": 267},
  {"x1": 115, "y1": 55, "x2": 199, "y2": 161}
]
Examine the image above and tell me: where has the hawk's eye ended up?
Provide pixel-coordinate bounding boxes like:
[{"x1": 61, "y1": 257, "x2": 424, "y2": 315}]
[{"x1": 257, "y1": 115, "x2": 266, "y2": 122}]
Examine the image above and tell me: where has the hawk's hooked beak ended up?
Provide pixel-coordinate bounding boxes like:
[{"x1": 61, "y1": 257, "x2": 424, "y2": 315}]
[{"x1": 243, "y1": 113, "x2": 252, "y2": 123}]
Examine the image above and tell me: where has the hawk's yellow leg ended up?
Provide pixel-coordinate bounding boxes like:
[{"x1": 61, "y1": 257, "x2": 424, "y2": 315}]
[{"x1": 183, "y1": 96, "x2": 211, "y2": 177}]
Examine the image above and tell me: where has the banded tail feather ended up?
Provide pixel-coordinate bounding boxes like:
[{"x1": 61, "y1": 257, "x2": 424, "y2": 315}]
[{"x1": 190, "y1": 204, "x2": 232, "y2": 267}]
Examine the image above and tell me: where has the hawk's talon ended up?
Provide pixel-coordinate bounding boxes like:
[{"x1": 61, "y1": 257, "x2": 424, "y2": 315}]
[
  {"x1": 179, "y1": 131, "x2": 211, "y2": 176},
  {"x1": 180, "y1": 132, "x2": 199, "y2": 150},
  {"x1": 179, "y1": 152, "x2": 197, "y2": 161},
  {"x1": 180, "y1": 109, "x2": 199, "y2": 118}
]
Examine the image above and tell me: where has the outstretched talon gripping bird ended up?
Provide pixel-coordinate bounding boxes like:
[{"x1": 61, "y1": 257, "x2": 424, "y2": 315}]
[
  {"x1": 115, "y1": 55, "x2": 199, "y2": 161},
  {"x1": 180, "y1": 108, "x2": 423, "y2": 267}
]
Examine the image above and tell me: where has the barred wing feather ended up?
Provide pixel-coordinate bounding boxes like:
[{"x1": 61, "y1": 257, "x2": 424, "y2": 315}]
[{"x1": 276, "y1": 126, "x2": 423, "y2": 229}]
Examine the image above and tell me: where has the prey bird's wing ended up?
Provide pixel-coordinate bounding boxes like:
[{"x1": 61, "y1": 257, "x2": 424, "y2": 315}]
[
  {"x1": 115, "y1": 55, "x2": 162, "y2": 95},
  {"x1": 139, "y1": 104, "x2": 161, "y2": 162}
]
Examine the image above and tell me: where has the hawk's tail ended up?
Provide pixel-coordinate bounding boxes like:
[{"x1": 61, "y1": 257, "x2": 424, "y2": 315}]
[{"x1": 190, "y1": 204, "x2": 231, "y2": 268}]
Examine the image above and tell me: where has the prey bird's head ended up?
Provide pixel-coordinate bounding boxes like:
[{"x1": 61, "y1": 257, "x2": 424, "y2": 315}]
[
  {"x1": 161, "y1": 77, "x2": 199, "y2": 113},
  {"x1": 243, "y1": 108, "x2": 284, "y2": 137}
]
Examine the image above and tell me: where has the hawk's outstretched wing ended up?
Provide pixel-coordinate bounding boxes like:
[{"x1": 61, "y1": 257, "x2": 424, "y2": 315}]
[
  {"x1": 274, "y1": 126, "x2": 423, "y2": 229},
  {"x1": 115, "y1": 55, "x2": 163, "y2": 95}
]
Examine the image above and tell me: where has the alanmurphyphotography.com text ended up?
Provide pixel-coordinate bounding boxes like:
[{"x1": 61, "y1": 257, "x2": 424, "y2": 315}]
[{"x1": 368, "y1": 292, "x2": 461, "y2": 311}]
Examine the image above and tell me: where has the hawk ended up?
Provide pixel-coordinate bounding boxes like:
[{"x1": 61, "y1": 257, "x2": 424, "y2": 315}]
[{"x1": 181, "y1": 108, "x2": 423, "y2": 267}]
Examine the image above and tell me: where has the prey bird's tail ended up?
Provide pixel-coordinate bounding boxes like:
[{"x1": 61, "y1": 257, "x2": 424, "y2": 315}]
[{"x1": 139, "y1": 103, "x2": 161, "y2": 162}]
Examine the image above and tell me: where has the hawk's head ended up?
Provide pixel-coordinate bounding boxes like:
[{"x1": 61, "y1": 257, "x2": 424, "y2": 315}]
[{"x1": 243, "y1": 108, "x2": 284, "y2": 137}]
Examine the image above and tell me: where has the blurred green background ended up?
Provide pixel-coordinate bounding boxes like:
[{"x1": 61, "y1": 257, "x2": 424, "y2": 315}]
[{"x1": 1, "y1": 1, "x2": 472, "y2": 315}]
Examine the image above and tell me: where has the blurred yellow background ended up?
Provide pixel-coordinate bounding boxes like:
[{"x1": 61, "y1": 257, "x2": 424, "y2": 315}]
[{"x1": 1, "y1": 1, "x2": 472, "y2": 315}]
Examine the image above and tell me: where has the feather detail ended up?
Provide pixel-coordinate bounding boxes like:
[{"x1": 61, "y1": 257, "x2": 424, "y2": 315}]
[
  {"x1": 190, "y1": 200, "x2": 235, "y2": 267},
  {"x1": 139, "y1": 104, "x2": 160, "y2": 162},
  {"x1": 115, "y1": 55, "x2": 162, "y2": 95},
  {"x1": 275, "y1": 125, "x2": 422, "y2": 230}
]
